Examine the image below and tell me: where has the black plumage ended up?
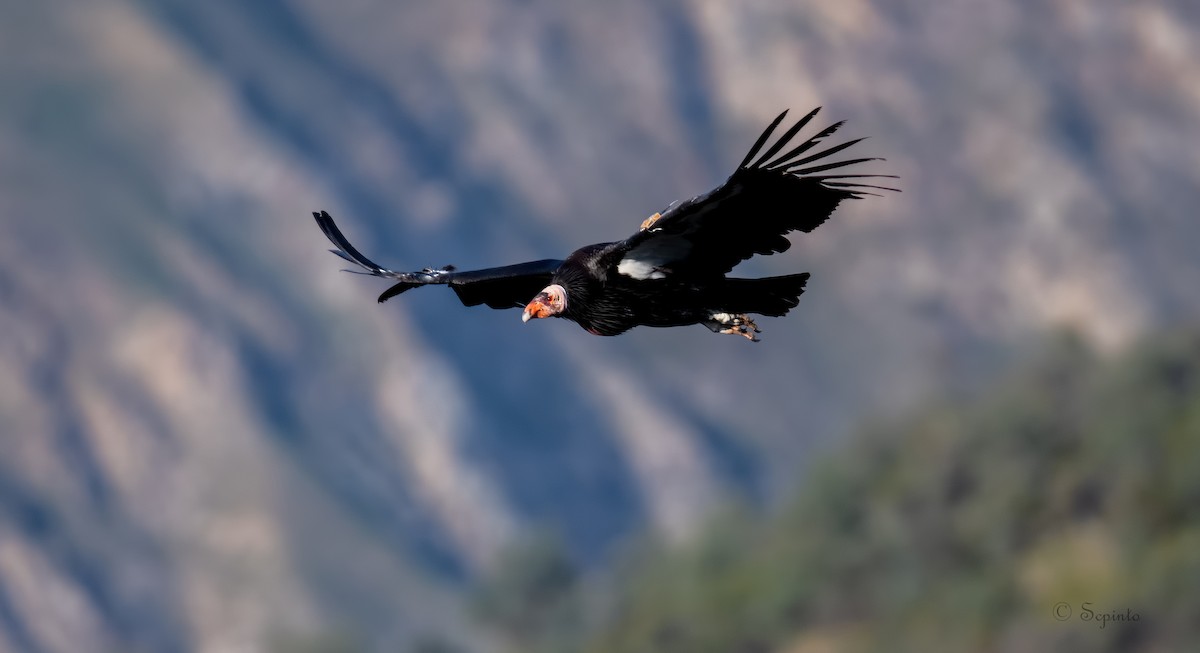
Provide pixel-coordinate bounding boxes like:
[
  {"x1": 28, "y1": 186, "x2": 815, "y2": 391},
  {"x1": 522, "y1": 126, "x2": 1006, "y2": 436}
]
[{"x1": 314, "y1": 107, "x2": 896, "y2": 341}]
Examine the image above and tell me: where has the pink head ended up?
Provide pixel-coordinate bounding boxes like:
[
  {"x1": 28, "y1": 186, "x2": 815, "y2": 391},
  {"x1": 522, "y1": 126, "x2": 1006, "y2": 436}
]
[{"x1": 522, "y1": 284, "x2": 567, "y2": 322}]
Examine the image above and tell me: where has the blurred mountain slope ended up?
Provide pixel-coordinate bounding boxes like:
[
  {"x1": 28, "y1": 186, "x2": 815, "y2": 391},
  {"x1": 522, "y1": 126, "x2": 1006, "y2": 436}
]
[{"x1": 0, "y1": 0, "x2": 1198, "y2": 650}]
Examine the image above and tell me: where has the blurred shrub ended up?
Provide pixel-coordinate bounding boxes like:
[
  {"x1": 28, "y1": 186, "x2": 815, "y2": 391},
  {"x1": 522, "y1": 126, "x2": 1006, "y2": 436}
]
[
  {"x1": 480, "y1": 328, "x2": 1200, "y2": 653},
  {"x1": 472, "y1": 532, "x2": 582, "y2": 653}
]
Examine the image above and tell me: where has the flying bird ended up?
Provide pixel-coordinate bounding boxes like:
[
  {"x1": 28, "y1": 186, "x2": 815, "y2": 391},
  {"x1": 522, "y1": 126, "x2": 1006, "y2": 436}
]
[{"x1": 314, "y1": 108, "x2": 896, "y2": 341}]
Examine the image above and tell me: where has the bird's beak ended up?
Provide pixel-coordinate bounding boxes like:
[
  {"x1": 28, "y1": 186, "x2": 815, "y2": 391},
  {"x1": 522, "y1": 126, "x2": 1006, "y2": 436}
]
[{"x1": 522, "y1": 296, "x2": 552, "y2": 323}]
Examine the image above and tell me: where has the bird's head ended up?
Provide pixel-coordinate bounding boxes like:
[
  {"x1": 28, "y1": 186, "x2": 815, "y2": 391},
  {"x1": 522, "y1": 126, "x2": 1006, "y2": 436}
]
[{"x1": 522, "y1": 284, "x2": 567, "y2": 323}]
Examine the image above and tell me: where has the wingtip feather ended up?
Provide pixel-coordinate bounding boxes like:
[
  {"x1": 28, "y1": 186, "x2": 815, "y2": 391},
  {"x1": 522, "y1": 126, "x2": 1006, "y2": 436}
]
[
  {"x1": 750, "y1": 107, "x2": 822, "y2": 169},
  {"x1": 737, "y1": 109, "x2": 790, "y2": 170},
  {"x1": 764, "y1": 119, "x2": 845, "y2": 170},
  {"x1": 790, "y1": 156, "x2": 882, "y2": 175},
  {"x1": 774, "y1": 137, "x2": 867, "y2": 172},
  {"x1": 314, "y1": 210, "x2": 381, "y2": 273}
]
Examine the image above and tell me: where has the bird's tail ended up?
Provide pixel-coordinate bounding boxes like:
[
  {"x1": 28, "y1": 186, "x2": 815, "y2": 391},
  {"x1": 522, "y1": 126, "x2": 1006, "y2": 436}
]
[{"x1": 716, "y1": 273, "x2": 810, "y2": 317}]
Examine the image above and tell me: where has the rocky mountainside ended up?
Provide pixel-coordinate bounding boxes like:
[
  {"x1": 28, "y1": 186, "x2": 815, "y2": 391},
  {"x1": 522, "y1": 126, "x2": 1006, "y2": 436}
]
[{"x1": 0, "y1": 0, "x2": 1197, "y2": 650}]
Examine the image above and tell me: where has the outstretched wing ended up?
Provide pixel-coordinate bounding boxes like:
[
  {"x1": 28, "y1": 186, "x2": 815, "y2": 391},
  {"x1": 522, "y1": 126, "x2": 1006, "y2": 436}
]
[
  {"x1": 602, "y1": 108, "x2": 897, "y2": 279},
  {"x1": 313, "y1": 210, "x2": 562, "y2": 309}
]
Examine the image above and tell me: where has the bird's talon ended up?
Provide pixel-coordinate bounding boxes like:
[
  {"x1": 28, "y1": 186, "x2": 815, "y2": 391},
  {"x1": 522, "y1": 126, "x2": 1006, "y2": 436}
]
[
  {"x1": 718, "y1": 325, "x2": 759, "y2": 341},
  {"x1": 707, "y1": 313, "x2": 761, "y2": 341},
  {"x1": 640, "y1": 212, "x2": 663, "y2": 231}
]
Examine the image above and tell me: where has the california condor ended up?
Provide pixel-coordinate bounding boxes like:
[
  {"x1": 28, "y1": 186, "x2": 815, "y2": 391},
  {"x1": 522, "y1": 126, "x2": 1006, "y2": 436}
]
[{"x1": 314, "y1": 108, "x2": 895, "y2": 341}]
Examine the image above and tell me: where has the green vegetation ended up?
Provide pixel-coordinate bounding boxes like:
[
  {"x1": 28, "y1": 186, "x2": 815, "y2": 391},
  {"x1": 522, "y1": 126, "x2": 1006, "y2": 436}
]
[
  {"x1": 478, "y1": 329, "x2": 1200, "y2": 653},
  {"x1": 472, "y1": 532, "x2": 583, "y2": 652}
]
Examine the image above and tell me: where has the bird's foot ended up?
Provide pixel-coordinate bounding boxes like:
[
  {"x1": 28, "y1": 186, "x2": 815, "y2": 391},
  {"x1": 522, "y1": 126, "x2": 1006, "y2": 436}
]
[
  {"x1": 706, "y1": 313, "x2": 761, "y2": 342},
  {"x1": 719, "y1": 325, "x2": 759, "y2": 341},
  {"x1": 640, "y1": 212, "x2": 663, "y2": 231}
]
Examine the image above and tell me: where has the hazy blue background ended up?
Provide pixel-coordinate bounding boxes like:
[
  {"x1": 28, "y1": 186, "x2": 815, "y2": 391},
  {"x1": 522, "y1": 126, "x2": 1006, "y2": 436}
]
[{"x1": 0, "y1": 0, "x2": 1197, "y2": 651}]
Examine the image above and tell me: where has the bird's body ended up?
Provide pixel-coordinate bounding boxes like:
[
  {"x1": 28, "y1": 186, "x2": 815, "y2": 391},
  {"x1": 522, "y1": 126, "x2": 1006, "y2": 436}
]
[
  {"x1": 543, "y1": 243, "x2": 812, "y2": 337},
  {"x1": 314, "y1": 108, "x2": 895, "y2": 341}
]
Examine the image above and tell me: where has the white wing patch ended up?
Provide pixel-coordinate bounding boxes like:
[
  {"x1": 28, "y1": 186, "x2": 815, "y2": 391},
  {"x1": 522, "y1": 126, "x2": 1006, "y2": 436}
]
[
  {"x1": 617, "y1": 235, "x2": 692, "y2": 280},
  {"x1": 617, "y1": 259, "x2": 667, "y2": 280}
]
